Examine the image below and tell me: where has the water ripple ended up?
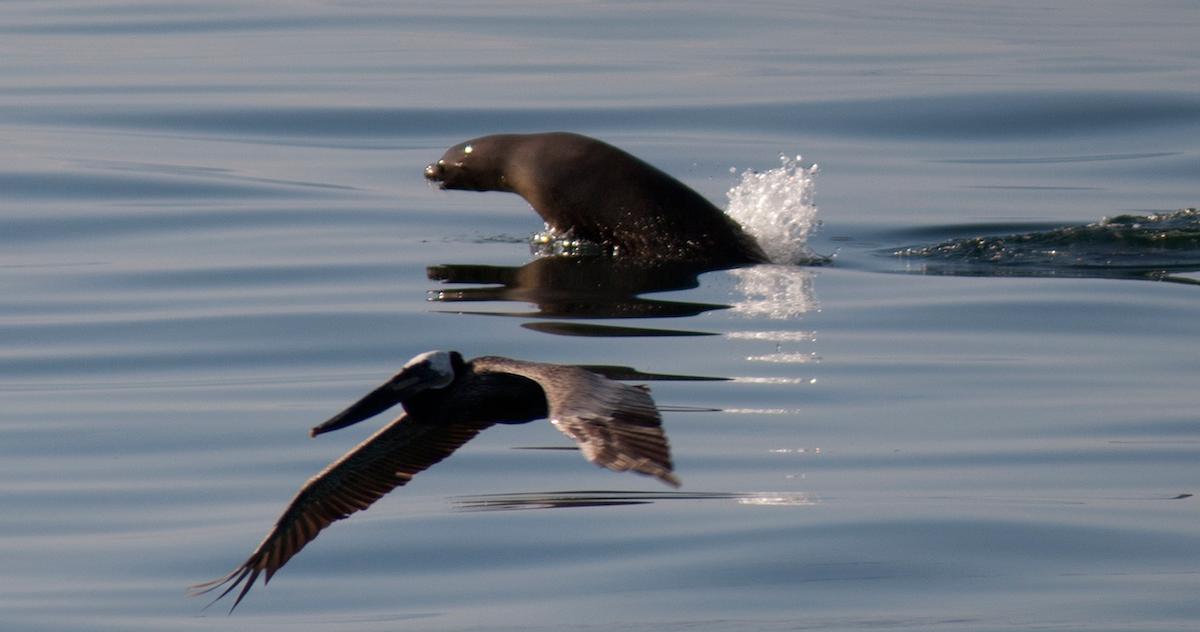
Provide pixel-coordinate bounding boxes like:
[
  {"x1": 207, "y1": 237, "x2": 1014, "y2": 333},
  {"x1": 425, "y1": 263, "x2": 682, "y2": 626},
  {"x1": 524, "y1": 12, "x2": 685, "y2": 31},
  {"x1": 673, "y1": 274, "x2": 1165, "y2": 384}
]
[
  {"x1": 894, "y1": 208, "x2": 1200, "y2": 275},
  {"x1": 9, "y1": 91, "x2": 1199, "y2": 141},
  {"x1": 0, "y1": 170, "x2": 309, "y2": 201}
]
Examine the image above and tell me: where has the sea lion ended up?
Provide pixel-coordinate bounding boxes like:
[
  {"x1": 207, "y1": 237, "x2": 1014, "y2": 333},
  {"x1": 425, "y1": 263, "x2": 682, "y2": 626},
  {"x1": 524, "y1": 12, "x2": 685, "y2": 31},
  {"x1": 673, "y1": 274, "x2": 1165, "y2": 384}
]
[{"x1": 424, "y1": 132, "x2": 768, "y2": 264}]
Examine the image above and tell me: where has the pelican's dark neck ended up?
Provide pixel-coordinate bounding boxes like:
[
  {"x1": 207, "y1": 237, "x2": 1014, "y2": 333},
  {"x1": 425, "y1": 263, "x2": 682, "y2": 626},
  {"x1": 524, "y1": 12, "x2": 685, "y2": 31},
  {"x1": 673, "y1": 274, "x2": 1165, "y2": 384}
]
[{"x1": 401, "y1": 368, "x2": 547, "y2": 426}]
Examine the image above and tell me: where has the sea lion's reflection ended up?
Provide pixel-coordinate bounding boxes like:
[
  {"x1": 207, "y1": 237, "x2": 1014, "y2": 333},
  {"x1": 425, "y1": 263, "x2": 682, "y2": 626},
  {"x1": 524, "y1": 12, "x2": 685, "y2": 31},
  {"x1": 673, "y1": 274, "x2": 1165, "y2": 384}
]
[{"x1": 428, "y1": 256, "x2": 739, "y2": 336}]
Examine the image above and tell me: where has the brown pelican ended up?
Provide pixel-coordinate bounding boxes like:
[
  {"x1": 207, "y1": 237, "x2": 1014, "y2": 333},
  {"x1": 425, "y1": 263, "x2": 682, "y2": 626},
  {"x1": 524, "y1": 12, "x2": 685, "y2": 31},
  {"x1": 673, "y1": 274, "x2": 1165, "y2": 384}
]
[{"x1": 192, "y1": 350, "x2": 678, "y2": 610}]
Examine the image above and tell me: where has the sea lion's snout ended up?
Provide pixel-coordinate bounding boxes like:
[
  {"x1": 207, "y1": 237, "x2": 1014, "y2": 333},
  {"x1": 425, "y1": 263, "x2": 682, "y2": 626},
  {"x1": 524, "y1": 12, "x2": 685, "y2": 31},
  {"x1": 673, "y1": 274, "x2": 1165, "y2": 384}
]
[{"x1": 424, "y1": 160, "x2": 445, "y2": 183}]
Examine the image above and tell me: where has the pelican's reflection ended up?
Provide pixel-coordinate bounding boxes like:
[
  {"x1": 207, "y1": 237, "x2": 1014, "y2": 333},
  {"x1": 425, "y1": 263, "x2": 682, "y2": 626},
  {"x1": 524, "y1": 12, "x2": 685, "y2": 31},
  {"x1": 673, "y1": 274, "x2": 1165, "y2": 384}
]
[
  {"x1": 194, "y1": 350, "x2": 679, "y2": 610},
  {"x1": 452, "y1": 489, "x2": 819, "y2": 511}
]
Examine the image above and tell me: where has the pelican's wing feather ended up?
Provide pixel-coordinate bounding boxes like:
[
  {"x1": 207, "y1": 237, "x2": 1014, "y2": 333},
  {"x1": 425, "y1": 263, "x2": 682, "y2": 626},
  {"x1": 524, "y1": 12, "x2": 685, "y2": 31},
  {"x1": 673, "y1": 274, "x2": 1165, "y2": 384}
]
[
  {"x1": 191, "y1": 414, "x2": 491, "y2": 611},
  {"x1": 472, "y1": 356, "x2": 679, "y2": 487}
]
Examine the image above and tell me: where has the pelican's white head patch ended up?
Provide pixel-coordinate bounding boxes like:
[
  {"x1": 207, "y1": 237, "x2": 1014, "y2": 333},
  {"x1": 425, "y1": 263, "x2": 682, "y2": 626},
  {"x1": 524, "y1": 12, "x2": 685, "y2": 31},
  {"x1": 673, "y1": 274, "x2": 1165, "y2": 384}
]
[{"x1": 406, "y1": 350, "x2": 455, "y2": 389}]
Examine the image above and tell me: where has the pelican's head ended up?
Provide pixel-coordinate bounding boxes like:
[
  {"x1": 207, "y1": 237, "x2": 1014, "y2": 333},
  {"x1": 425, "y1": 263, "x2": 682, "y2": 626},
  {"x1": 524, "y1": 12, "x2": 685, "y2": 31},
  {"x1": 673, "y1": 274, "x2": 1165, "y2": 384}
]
[
  {"x1": 394, "y1": 350, "x2": 458, "y2": 390},
  {"x1": 310, "y1": 351, "x2": 463, "y2": 437}
]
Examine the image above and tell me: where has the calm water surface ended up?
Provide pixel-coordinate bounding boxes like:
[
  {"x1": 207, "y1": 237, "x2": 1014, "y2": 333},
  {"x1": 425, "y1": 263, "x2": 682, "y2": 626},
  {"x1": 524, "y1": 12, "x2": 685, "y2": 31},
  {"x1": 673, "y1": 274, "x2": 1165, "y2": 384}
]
[{"x1": 2, "y1": 2, "x2": 1198, "y2": 631}]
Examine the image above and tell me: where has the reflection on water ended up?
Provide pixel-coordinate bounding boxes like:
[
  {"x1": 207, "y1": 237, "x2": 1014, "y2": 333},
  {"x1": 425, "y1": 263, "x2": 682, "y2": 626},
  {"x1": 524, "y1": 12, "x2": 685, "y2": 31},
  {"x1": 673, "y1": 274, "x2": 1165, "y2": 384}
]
[
  {"x1": 425, "y1": 251, "x2": 825, "y2": 400},
  {"x1": 521, "y1": 321, "x2": 717, "y2": 337},
  {"x1": 429, "y1": 254, "x2": 822, "y2": 338},
  {"x1": 428, "y1": 257, "x2": 731, "y2": 323},
  {"x1": 730, "y1": 265, "x2": 819, "y2": 320},
  {"x1": 452, "y1": 489, "x2": 818, "y2": 511}
]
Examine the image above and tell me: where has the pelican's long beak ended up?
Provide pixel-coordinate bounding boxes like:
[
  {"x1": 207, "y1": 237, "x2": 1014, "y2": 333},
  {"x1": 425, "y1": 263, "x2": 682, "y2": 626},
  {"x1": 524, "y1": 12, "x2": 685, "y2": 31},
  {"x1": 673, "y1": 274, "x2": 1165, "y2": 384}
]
[
  {"x1": 310, "y1": 350, "x2": 458, "y2": 437},
  {"x1": 309, "y1": 375, "x2": 421, "y2": 437},
  {"x1": 307, "y1": 376, "x2": 420, "y2": 436}
]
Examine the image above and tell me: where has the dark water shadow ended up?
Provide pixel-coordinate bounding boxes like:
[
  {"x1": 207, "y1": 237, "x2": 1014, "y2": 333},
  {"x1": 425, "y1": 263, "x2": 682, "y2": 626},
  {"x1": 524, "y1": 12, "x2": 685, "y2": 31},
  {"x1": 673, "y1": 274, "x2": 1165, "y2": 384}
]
[
  {"x1": 427, "y1": 256, "x2": 737, "y2": 335},
  {"x1": 876, "y1": 208, "x2": 1200, "y2": 285}
]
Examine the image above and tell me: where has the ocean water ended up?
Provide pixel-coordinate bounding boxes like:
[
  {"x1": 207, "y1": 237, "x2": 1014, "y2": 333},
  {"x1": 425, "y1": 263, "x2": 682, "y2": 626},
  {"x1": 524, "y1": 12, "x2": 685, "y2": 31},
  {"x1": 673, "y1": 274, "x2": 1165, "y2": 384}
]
[{"x1": 2, "y1": 2, "x2": 1198, "y2": 630}]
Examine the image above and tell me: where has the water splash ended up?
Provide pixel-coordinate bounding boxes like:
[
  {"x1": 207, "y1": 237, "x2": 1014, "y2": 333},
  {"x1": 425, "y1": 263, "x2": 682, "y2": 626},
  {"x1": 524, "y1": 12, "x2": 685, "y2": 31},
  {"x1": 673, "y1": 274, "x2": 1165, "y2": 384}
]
[
  {"x1": 725, "y1": 154, "x2": 821, "y2": 265},
  {"x1": 530, "y1": 225, "x2": 605, "y2": 257}
]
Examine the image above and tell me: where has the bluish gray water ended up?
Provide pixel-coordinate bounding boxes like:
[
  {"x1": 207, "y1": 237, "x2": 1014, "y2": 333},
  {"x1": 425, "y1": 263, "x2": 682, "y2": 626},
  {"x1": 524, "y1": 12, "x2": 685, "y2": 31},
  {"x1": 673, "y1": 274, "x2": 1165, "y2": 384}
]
[{"x1": 2, "y1": 2, "x2": 1198, "y2": 631}]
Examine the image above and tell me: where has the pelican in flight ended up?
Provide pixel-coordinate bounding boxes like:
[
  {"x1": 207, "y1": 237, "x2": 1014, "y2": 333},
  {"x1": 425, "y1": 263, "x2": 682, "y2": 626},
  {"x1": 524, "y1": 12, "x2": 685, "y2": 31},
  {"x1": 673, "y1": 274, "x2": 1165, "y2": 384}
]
[{"x1": 192, "y1": 350, "x2": 679, "y2": 610}]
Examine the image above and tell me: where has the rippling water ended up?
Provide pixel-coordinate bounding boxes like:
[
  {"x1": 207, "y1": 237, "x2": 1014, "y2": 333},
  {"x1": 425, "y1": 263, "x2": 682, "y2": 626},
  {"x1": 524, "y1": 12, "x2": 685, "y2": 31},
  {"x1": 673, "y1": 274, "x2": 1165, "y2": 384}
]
[
  {"x1": 2, "y1": 2, "x2": 1198, "y2": 631},
  {"x1": 890, "y1": 208, "x2": 1200, "y2": 282}
]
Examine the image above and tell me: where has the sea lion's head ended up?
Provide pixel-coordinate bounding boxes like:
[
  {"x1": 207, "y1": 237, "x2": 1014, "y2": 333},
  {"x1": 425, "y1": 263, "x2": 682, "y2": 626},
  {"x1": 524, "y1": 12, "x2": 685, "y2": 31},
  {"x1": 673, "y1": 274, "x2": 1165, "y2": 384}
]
[{"x1": 424, "y1": 136, "x2": 513, "y2": 192}]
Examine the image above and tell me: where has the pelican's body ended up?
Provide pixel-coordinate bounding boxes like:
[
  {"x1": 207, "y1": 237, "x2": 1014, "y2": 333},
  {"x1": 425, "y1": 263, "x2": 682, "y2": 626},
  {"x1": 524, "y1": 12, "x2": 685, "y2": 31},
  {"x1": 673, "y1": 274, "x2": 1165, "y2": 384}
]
[{"x1": 193, "y1": 351, "x2": 678, "y2": 610}]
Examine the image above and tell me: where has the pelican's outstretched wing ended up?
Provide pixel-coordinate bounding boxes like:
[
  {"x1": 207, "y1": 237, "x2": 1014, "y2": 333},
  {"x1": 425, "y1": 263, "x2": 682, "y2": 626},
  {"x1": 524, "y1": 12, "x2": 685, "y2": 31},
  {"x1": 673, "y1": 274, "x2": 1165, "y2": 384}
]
[
  {"x1": 472, "y1": 356, "x2": 679, "y2": 487},
  {"x1": 191, "y1": 415, "x2": 492, "y2": 611}
]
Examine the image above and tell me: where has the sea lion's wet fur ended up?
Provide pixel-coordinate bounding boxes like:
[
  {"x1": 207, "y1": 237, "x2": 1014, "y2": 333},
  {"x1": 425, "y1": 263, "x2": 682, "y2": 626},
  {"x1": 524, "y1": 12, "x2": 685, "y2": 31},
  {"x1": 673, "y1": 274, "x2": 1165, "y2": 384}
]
[{"x1": 426, "y1": 132, "x2": 767, "y2": 264}]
